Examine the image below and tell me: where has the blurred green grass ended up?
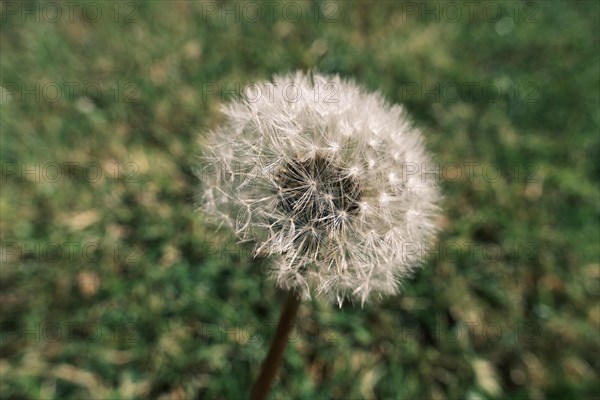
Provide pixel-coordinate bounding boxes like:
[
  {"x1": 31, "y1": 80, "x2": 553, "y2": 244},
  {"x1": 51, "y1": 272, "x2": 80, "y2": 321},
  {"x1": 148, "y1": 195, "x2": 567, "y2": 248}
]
[{"x1": 1, "y1": 0, "x2": 599, "y2": 399}]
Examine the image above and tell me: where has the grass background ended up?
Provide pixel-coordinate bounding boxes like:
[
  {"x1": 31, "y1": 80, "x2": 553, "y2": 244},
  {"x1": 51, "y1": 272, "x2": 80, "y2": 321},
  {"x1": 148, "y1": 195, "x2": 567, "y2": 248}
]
[{"x1": 1, "y1": 0, "x2": 599, "y2": 398}]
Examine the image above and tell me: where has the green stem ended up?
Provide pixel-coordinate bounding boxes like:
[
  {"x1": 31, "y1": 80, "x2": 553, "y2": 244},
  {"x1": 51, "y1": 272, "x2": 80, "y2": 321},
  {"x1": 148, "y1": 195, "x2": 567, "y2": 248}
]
[{"x1": 250, "y1": 292, "x2": 301, "y2": 400}]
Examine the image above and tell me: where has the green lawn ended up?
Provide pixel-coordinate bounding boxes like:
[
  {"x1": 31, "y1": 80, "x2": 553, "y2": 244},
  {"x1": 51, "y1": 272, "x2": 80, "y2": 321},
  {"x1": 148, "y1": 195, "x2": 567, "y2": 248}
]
[{"x1": 1, "y1": 1, "x2": 599, "y2": 398}]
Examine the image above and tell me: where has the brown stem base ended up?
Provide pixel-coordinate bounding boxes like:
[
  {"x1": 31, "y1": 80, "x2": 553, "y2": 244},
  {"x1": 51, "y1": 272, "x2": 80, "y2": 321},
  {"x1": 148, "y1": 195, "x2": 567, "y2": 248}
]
[{"x1": 250, "y1": 292, "x2": 301, "y2": 400}]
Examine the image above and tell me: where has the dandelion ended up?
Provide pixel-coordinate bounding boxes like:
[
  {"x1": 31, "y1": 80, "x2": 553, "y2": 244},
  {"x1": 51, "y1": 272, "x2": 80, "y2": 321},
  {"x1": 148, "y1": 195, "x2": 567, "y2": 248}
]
[
  {"x1": 197, "y1": 71, "x2": 440, "y2": 399},
  {"x1": 198, "y1": 71, "x2": 440, "y2": 306}
]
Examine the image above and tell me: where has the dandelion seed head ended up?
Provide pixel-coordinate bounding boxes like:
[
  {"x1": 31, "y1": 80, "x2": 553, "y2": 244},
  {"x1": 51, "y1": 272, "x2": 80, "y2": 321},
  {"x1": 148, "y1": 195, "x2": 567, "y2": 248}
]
[{"x1": 197, "y1": 71, "x2": 441, "y2": 306}]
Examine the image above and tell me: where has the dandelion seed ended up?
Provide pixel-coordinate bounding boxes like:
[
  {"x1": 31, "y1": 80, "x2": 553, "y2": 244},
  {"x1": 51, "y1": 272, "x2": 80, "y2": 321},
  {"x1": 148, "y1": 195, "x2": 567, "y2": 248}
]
[{"x1": 197, "y1": 71, "x2": 440, "y2": 306}]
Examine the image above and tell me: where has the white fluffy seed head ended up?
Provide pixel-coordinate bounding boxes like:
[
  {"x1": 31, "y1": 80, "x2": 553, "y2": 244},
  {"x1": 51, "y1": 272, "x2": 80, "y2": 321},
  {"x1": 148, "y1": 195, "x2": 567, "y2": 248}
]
[{"x1": 196, "y1": 71, "x2": 441, "y2": 307}]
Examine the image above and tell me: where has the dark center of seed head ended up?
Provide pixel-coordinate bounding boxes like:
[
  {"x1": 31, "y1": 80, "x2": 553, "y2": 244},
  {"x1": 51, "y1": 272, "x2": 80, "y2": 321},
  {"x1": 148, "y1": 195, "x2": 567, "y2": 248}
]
[{"x1": 275, "y1": 153, "x2": 361, "y2": 226}]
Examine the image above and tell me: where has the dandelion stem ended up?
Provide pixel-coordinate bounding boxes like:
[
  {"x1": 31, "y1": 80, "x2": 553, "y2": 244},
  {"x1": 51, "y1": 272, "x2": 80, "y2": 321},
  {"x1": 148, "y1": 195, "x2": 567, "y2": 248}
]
[{"x1": 250, "y1": 292, "x2": 301, "y2": 400}]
